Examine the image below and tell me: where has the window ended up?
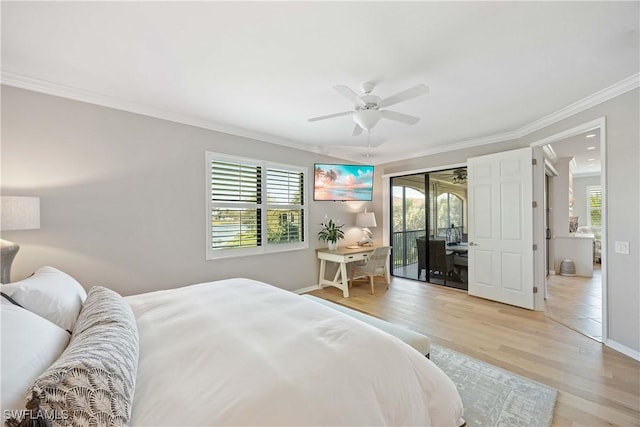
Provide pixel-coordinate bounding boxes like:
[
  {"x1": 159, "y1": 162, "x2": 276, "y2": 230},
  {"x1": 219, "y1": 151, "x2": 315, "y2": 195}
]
[
  {"x1": 586, "y1": 186, "x2": 602, "y2": 227},
  {"x1": 436, "y1": 192, "x2": 463, "y2": 236},
  {"x1": 206, "y1": 152, "x2": 307, "y2": 259}
]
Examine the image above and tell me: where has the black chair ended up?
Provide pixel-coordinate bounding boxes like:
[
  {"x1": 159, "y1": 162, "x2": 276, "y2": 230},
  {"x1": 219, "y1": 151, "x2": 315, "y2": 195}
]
[
  {"x1": 453, "y1": 253, "x2": 468, "y2": 281},
  {"x1": 416, "y1": 237, "x2": 455, "y2": 283}
]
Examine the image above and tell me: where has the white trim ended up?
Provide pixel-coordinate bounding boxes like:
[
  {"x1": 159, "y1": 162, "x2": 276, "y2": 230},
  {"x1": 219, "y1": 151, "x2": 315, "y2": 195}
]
[
  {"x1": 569, "y1": 158, "x2": 577, "y2": 173},
  {"x1": 573, "y1": 171, "x2": 601, "y2": 178},
  {"x1": 205, "y1": 152, "x2": 309, "y2": 260},
  {"x1": 382, "y1": 162, "x2": 467, "y2": 179},
  {"x1": 529, "y1": 117, "x2": 608, "y2": 344},
  {"x1": 541, "y1": 144, "x2": 558, "y2": 163},
  {"x1": 2, "y1": 71, "x2": 638, "y2": 164},
  {"x1": 372, "y1": 74, "x2": 638, "y2": 164},
  {"x1": 605, "y1": 339, "x2": 640, "y2": 362},
  {"x1": 529, "y1": 117, "x2": 603, "y2": 148},
  {"x1": 1, "y1": 71, "x2": 321, "y2": 155},
  {"x1": 393, "y1": 131, "x2": 519, "y2": 162},
  {"x1": 544, "y1": 159, "x2": 559, "y2": 177},
  {"x1": 518, "y1": 73, "x2": 638, "y2": 136},
  {"x1": 292, "y1": 285, "x2": 320, "y2": 295}
]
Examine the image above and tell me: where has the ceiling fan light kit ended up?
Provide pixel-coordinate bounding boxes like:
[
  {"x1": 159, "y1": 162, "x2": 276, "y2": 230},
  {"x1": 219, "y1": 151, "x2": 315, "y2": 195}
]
[
  {"x1": 353, "y1": 109, "x2": 381, "y2": 131},
  {"x1": 309, "y1": 82, "x2": 429, "y2": 135}
]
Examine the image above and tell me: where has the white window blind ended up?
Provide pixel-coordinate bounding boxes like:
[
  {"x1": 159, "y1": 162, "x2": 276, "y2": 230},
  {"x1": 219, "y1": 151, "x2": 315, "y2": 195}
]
[
  {"x1": 207, "y1": 153, "x2": 307, "y2": 259},
  {"x1": 586, "y1": 185, "x2": 602, "y2": 227},
  {"x1": 266, "y1": 168, "x2": 305, "y2": 245}
]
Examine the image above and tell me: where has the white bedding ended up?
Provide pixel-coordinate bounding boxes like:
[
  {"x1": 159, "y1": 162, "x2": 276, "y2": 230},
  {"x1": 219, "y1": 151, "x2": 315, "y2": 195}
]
[{"x1": 125, "y1": 278, "x2": 464, "y2": 426}]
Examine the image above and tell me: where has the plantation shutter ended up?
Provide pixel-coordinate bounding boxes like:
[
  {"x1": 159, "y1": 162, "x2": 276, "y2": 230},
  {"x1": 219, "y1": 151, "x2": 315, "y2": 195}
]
[
  {"x1": 587, "y1": 186, "x2": 602, "y2": 227},
  {"x1": 266, "y1": 168, "x2": 305, "y2": 244},
  {"x1": 210, "y1": 160, "x2": 262, "y2": 250},
  {"x1": 207, "y1": 152, "x2": 308, "y2": 259}
]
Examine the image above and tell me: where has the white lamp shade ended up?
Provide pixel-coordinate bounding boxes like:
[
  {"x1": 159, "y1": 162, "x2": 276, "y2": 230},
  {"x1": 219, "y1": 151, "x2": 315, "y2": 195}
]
[
  {"x1": 1, "y1": 197, "x2": 41, "y2": 231},
  {"x1": 353, "y1": 110, "x2": 382, "y2": 131},
  {"x1": 356, "y1": 212, "x2": 377, "y2": 228}
]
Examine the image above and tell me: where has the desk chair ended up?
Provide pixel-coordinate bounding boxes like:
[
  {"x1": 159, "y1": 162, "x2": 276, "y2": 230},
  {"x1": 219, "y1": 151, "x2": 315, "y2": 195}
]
[{"x1": 349, "y1": 246, "x2": 391, "y2": 294}]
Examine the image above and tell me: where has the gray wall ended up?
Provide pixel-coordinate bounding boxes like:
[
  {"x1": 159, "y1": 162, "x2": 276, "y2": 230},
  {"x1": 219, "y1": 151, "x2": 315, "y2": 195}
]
[
  {"x1": 1, "y1": 86, "x2": 377, "y2": 295},
  {"x1": 378, "y1": 89, "x2": 640, "y2": 355},
  {"x1": 3, "y1": 85, "x2": 637, "y2": 355}
]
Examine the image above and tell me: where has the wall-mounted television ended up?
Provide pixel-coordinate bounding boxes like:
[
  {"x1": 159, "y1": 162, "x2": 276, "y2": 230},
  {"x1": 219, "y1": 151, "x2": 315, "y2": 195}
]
[{"x1": 314, "y1": 163, "x2": 374, "y2": 201}]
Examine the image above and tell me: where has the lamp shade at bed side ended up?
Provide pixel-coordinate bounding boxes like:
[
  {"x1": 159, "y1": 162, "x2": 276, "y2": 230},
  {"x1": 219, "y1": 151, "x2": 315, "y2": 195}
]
[{"x1": 1, "y1": 196, "x2": 40, "y2": 283}]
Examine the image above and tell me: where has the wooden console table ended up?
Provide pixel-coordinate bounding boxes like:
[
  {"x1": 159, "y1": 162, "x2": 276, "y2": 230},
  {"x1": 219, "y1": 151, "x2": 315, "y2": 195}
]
[{"x1": 316, "y1": 246, "x2": 389, "y2": 297}]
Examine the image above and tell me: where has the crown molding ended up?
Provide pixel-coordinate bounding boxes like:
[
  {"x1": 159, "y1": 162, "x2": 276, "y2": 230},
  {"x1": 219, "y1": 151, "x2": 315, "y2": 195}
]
[
  {"x1": 0, "y1": 71, "x2": 318, "y2": 155},
  {"x1": 573, "y1": 171, "x2": 601, "y2": 178},
  {"x1": 517, "y1": 73, "x2": 639, "y2": 137},
  {"x1": 374, "y1": 73, "x2": 638, "y2": 165},
  {"x1": 368, "y1": 130, "x2": 520, "y2": 165},
  {"x1": 2, "y1": 71, "x2": 638, "y2": 165},
  {"x1": 541, "y1": 144, "x2": 558, "y2": 163}
]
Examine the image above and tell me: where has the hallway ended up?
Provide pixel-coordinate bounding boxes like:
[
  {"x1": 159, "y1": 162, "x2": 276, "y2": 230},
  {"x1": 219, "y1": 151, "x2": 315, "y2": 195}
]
[{"x1": 544, "y1": 265, "x2": 602, "y2": 341}]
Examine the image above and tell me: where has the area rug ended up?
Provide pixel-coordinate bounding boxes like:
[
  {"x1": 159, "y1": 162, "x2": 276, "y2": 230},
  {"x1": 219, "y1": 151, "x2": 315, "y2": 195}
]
[{"x1": 430, "y1": 344, "x2": 557, "y2": 427}]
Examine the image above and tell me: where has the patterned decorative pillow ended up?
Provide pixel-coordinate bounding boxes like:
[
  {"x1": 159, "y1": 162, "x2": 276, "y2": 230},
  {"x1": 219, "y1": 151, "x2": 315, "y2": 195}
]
[{"x1": 25, "y1": 286, "x2": 139, "y2": 427}]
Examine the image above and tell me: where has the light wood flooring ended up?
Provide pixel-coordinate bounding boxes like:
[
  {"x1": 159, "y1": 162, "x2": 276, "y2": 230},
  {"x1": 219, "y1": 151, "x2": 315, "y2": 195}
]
[
  {"x1": 545, "y1": 267, "x2": 602, "y2": 341},
  {"x1": 307, "y1": 277, "x2": 640, "y2": 426}
]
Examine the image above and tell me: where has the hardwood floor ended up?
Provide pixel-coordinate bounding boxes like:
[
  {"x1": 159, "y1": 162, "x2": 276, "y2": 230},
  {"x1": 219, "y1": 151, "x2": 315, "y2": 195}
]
[
  {"x1": 545, "y1": 266, "x2": 602, "y2": 341},
  {"x1": 307, "y1": 277, "x2": 640, "y2": 426}
]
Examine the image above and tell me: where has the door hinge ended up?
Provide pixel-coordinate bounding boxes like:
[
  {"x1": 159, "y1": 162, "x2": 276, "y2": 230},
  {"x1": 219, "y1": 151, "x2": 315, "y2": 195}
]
[
  {"x1": 532, "y1": 158, "x2": 538, "y2": 166},
  {"x1": 533, "y1": 286, "x2": 539, "y2": 294},
  {"x1": 533, "y1": 244, "x2": 538, "y2": 250},
  {"x1": 532, "y1": 201, "x2": 538, "y2": 208}
]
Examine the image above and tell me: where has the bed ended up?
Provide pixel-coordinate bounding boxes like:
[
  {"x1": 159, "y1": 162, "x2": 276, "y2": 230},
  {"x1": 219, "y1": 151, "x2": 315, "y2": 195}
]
[{"x1": 1, "y1": 267, "x2": 465, "y2": 427}]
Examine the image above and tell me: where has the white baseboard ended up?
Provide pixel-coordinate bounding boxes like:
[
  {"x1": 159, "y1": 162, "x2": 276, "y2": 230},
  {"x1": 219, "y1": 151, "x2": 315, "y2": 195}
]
[
  {"x1": 605, "y1": 338, "x2": 640, "y2": 362},
  {"x1": 293, "y1": 285, "x2": 320, "y2": 295}
]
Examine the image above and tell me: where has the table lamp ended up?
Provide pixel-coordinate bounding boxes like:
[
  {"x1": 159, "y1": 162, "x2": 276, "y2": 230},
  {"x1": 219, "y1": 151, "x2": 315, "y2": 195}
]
[
  {"x1": 356, "y1": 210, "x2": 377, "y2": 246},
  {"x1": 1, "y1": 196, "x2": 41, "y2": 283}
]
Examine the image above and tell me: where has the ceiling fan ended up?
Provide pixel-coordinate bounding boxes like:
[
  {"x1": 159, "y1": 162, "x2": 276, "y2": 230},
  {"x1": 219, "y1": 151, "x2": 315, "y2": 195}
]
[{"x1": 308, "y1": 82, "x2": 429, "y2": 136}]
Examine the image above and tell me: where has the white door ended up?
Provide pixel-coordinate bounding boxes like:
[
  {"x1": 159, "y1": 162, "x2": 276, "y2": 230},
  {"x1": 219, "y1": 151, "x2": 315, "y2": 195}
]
[{"x1": 467, "y1": 147, "x2": 534, "y2": 309}]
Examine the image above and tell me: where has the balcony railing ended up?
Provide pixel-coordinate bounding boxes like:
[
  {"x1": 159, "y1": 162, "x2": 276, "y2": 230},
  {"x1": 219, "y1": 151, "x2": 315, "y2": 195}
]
[{"x1": 392, "y1": 229, "x2": 426, "y2": 268}]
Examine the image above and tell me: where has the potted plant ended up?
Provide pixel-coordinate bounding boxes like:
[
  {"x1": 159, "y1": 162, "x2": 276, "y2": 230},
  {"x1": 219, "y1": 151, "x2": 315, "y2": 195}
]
[{"x1": 318, "y1": 218, "x2": 345, "y2": 250}]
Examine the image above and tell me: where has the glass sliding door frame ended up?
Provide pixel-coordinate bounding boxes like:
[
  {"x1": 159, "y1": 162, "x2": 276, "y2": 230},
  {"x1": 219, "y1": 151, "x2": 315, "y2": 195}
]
[
  {"x1": 389, "y1": 167, "x2": 468, "y2": 287},
  {"x1": 390, "y1": 173, "x2": 429, "y2": 281}
]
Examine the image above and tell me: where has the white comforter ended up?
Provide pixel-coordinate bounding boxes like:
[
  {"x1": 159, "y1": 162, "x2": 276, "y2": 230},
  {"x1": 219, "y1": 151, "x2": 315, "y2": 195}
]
[{"x1": 126, "y1": 278, "x2": 464, "y2": 426}]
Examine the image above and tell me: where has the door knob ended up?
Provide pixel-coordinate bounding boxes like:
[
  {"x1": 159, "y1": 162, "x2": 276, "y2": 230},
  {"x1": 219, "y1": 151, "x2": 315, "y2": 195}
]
[{"x1": 469, "y1": 242, "x2": 478, "y2": 246}]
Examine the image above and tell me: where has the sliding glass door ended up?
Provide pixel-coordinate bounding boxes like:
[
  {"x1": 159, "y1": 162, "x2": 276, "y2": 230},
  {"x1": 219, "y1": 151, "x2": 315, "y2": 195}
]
[
  {"x1": 390, "y1": 168, "x2": 469, "y2": 289},
  {"x1": 390, "y1": 173, "x2": 428, "y2": 281}
]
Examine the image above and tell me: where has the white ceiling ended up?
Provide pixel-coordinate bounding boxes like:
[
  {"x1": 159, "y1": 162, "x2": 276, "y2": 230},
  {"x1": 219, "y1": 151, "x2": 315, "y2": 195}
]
[
  {"x1": 2, "y1": 2, "x2": 638, "y2": 165},
  {"x1": 548, "y1": 129, "x2": 601, "y2": 176}
]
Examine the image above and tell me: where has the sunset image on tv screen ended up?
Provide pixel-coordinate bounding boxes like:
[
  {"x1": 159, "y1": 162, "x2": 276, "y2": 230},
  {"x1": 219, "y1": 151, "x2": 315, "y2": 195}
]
[{"x1": 314, "y1": 164, "x2": 374, "y2": 201}]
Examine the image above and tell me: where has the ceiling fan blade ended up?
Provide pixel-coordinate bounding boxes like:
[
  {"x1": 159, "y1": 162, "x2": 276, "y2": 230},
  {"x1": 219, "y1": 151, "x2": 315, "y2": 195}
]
[
  {"x1": 378, "y1": 84, "x2": 429, "y2": 108},
  {"x1": 381, "y1": 110, "x2": 420, "y2": 125},
  {"x1": 333, "y1": 85, "x2": 366, "y2": 107},
  {"x1": 308, "y1": 111, "x2": 353, "y2": 122},
  {"x1": 352, "y1": 124, "x2": 363, "y2": 136}
]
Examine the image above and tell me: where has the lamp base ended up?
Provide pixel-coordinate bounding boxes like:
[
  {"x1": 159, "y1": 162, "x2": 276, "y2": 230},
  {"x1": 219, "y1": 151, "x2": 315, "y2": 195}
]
[
  {"x1": 1, "y1": 239, "x2": 20, "y2": 284},
  {"x1": 357, "y1": 228, "x2": 374, "y2": 246}
]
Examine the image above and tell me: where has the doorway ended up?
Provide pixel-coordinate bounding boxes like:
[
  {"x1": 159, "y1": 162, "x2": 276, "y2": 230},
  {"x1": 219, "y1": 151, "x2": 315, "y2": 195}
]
[
  {"x1": 533, "y1": 120, "x2": 606, "y2": 342},
  {"x1": 390, "y1": 168, "x2": 468, "y2": 290}
]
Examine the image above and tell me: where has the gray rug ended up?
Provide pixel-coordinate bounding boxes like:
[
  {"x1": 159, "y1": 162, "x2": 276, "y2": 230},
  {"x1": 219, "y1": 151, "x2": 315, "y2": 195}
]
[{"x1": 430, "y1": 345, "x2": 557, "y2": 427}]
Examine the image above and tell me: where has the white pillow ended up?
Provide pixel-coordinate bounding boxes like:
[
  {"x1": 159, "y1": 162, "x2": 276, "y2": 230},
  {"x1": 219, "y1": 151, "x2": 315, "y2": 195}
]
[
  {"x1": 1, "y1": 266, "x2": 87, "y2": 331},
  {"x1": 0, "y1": 299, "x2": 70, "y2": 414}
]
